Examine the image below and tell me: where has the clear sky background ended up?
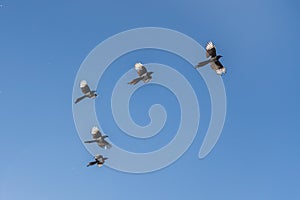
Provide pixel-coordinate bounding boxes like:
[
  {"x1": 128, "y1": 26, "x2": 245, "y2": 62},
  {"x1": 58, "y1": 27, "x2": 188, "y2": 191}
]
[{"x1": 0, "y1": 0, "x2": 300, "y2": 199}]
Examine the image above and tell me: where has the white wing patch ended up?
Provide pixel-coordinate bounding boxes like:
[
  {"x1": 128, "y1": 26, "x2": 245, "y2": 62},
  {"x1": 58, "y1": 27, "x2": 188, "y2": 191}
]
[
  {"x1": 91, "y1": 126, "x2": 100, "y2": 135},
  {"x1": 206, "y1": 41, "x2": 215, "y2": 50},
  {"x1": 80, "y1": 80, "x2": 88, "y2": 88},
  {"x1": 134, "y1": 62, "x2": 143, "y2": 71},
  {"x1": 216, "y1": 68, "x2": 226, "y2": 75}
]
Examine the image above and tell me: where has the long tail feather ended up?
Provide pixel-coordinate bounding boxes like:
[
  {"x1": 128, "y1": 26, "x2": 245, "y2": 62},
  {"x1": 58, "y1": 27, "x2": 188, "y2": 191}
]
[
  {"x1": 75, "y1": 95, "x2": 87, "y2": 104},
  {"x1": 195, "y1": 60, "x2": 211, "y2": 68},
  {"x1": 128, "y1": 77, "x2": 143, "y2": 85},
  {"x1": 84, "y1": 140, "x2": 97, "y2": 143}
]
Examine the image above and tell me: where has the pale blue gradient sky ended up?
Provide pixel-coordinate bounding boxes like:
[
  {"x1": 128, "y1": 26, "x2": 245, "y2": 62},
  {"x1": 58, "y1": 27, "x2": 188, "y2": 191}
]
[{"x1": 0, "y1": 0, "x2": 299, "y2": 199}]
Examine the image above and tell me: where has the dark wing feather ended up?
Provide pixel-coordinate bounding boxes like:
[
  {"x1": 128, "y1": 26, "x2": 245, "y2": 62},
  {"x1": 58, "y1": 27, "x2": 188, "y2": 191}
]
[
  {"x1": 210, "y1": 60, "x2": 224, "y2": 71},
  {"x1": 206, "y1": 42, "x2": 217, "y2": 58},
  {"x1": 214, "y1": 60, "x2": 224, "y2": 69}
]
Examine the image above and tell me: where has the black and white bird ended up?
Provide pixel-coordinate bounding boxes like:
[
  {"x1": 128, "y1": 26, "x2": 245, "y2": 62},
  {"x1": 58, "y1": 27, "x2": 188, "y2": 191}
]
[
  {"x1": 128, "y1": 63, "x2": 153, "y2": 85},
  {"x1": 195, "y1": 41, "x2": 226, "y2": 75},
  {"x1": 84, "y1": 126, "x2": 112, "y2": 150},
  {"x1": 87, "y1": 155, "x2": 108, "y2": 167},
  {"x1": 74, "y1": 80, "x2": 97, "y2": 104}
]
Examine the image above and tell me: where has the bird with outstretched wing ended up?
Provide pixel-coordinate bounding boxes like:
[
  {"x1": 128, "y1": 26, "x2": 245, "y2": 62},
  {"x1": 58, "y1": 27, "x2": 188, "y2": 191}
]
[
  {"x1": 84, "y1": 126, "x2": 111, "y2": 149},
  {"x1": 87, "y1": 154, "x2": 108, "y2": 167},
  {"x1": 195, "y1": 41, "x2": 226, "y2": 75},
  {"x1": 128, "y1": 63, "x2": 154, "y2": 85},
  {"x1": 74, "y1": 80, "x2": 97, "y2": 104}
]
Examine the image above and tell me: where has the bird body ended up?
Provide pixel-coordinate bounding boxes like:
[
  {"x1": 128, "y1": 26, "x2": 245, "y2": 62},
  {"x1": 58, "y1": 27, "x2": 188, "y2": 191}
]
[
  {"x1": 195, "y1": 42, "x2": 226, "y2": 75},
  {"x1": 128, "y1": 63, "x2": 154, "y2": 85}
]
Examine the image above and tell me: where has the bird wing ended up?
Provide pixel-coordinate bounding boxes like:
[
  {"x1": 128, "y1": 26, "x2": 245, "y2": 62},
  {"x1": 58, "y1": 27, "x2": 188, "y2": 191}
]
[
  {"x1": 210, "y1": 60, "x2": 224, "y2": 71},
  {"x1": 74, "y1": 95, "x2": 87, "y2": 104},
  {"x1": 128, "y1": 77, "x2": 143, "y2": 85},
  {"x1": 206, "y1": 41, "x2": 217, "y2": 58},
  {"x1": 80, "y1": 80, "x2": 91, "y2": 95},
  {"x1": 195, "y1": 59, "x2": 211, "y2": 68},
  {"x1": 136, "y1": 65, "x2": 147, "y2": 76},
  {"x1": 91, "y1": 126, "x2": 102, "y2": 139}
]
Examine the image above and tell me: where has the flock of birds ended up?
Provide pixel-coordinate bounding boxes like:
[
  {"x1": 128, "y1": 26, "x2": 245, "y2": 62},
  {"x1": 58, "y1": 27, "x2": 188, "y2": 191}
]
[{"x1": 74, "y1": 41, "x2": 226, "y2": 168}]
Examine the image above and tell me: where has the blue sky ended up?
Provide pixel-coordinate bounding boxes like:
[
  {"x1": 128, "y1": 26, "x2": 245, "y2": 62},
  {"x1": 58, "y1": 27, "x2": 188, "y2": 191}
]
[{"x1": 0, "y1": 0, "x2": 300, "y2": 199}]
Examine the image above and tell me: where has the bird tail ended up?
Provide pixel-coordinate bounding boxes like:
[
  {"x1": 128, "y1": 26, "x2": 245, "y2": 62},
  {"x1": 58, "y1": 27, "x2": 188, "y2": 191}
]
[
  {"x1": 74, "y1": 95, "x2": 87, "y2": 104},
  {"x1": 195, "y1": 60, "x2": 211, "y2": 68},
  {"x1": 84, "y1": 140, "x2": 97, "y2": 143},
  {"x1": 87, "y1": 161, "x2": 97, "y2": 167},
  {"x1": 128, "y1": 77, "x2": 143, "y2": 85}
]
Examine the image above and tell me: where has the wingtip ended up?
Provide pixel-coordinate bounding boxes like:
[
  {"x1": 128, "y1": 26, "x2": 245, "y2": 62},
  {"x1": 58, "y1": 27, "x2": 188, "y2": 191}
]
[
  {"x1": 80, "y1": 80, "x2": 88, "y2": 87},
  {"x1": 91, "y1": 126, "x2": 100, "y2": 132},
  {"x1": 206, "y1": 41, "x2": 215, "y2": 50}
]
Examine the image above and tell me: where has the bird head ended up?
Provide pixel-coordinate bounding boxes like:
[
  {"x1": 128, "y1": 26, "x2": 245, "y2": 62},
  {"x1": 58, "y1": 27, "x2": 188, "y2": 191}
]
[{"x1": 217, "y1": 55, "x2": 223, "y2": 59}]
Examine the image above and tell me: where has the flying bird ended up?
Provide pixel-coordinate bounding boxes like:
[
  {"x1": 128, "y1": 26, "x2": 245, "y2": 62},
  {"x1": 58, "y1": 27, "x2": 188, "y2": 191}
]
[
  {"x1": 84, "y1": 126, "x2": 112, "y2": 149},
  {"x1": 128, "y1": 63, "x2": 154, "y2": 85},
  {"x1": 74, "y1": 80, "x2": 97, "y2": 104},
  {"x1": 195, "y1": 41, "x2": 226, "y2": 75},
  {"x1": 87, "y1": 155, "x2": 108, "y2": 167}
]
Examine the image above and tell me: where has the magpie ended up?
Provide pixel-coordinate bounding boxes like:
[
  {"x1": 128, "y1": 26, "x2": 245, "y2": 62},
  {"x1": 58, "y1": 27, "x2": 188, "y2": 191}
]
[
  {"x1": 84, "y1": 126, "x2": 112, "y2": 150},
  {"x1": 74, "y1": 80, "x2": 97, "y2": 104},
  {"x1": 128, "y1": 63, "x2": 153, "y2": 85},
  {"x1": 87, "y1": 155, "x2": 108, "y2": 167},
  {"x1": 195, "y1": 41, "x2": 226, "y2": 75}
]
